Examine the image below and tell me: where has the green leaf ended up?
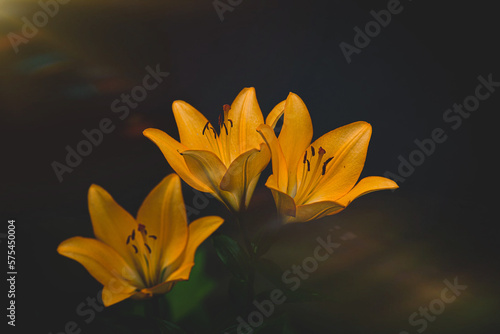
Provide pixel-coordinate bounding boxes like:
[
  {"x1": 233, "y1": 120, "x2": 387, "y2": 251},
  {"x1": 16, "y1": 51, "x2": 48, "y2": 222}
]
[
  {"x1": 212, "y1": 234, "x2": 251, "y2": 281},
  {"x1": 254, "y1": 226, "x2": 281, "y2": 258},
  {"x1": 163, "y1": 248, "x2": 215, "y2": 322}
]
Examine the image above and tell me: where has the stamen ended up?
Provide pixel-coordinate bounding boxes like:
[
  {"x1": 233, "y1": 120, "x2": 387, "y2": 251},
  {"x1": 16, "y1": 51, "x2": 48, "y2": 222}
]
[
  {"x1": 297, "y1": 148, "x2": 329, "y2": 203},
  {"x1": 210, "y1": 127, "x2": 217, "y2": 139},
  {"x1": 228, "y1": 119, "x2": 233, "y2": 127},
  {"x1": 202, "y1": 121, "x2": 210, "y2": 135},
  {"x1": 303, "y1": 151, "x2": 307, "y2": 164},
  {"x1": 126, "y1": 235, "x2": 130, "y2": 244},
  {"x1": 222, "y1": 122, "x2": 228, "y2": 135},
  {"x1": 149, "y1": 235, "x2": 157, "y2": 240},
  {"x1": 144, "y1": 243, "x2": 152, "y2": 254},
  {"x1": 132, "y1": 245, "x2": 138, "y2": 253},
  {"x1": 322, "y1": 157, "x2": 333, "y2": 175},
  {"x1": 131, "y1": 230, "x2": 135, "y2": 240}
]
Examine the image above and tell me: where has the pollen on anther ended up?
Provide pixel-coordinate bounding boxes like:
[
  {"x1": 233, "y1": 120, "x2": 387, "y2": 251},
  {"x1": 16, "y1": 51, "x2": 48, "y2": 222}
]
[
  {"x1": 132, "y1": 245, "x2": 138, "y2": 253},
  {"x1": 303, "y1": 151, "x2": 307, "y2": 164},
  {"x1": 228, "y1": 119, "x2": 233, "y2": 128},
  {"x1": 149, "y1": 235, "x2": 157, "y2": 240},
  {"x1": 306, "y1": 159, "x2": 311, "y2": 171},
  {"x1": 144, "y1": 243, "x2": 152, "y2": 254},
  {"x1": 131, "y1": 230, "x2": 135, "y2": 240},
  {"x1": 126, "y1": 235, "x2": 131, "y2": 244},
  {"x1": 311, "y1": 146, "x2": 315, "y2": 156}
]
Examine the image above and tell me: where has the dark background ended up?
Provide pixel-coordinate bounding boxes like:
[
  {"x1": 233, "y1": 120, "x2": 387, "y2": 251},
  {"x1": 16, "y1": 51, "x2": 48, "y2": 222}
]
[{"x1": 1, "y1": 0, "x2": 499, "y2": 333}]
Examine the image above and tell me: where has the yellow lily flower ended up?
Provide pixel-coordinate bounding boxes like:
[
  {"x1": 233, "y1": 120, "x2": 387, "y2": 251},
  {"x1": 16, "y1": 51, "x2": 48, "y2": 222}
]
[
  {"x1": 257, "y1": 93, "x2": 398, "y2": 223},
  {"x1": 143, "y1": 88, "x2": 271, "y2": 213},
  {"x1": 57, "y1": 174, "x2": 223, "y2": 306}
]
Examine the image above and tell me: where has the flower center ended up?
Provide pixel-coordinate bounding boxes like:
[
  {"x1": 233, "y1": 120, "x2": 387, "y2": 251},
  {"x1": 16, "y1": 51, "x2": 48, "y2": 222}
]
[
  {"x1": 200, "y1": 104, "x2": 234, "y2": 165},
  {"x1": 125, "y1": 224, "x2": 158, "y2": 286},
  {"x1": 295, "y1": 145, "x2": 334, "y2": 203},
  {"x1": 126, "y1": 224, "x2": 157, "y2": 255}
]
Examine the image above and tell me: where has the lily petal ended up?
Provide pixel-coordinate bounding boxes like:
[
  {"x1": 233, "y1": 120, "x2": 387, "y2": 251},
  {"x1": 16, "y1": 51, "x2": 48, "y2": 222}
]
[
  {"x1": 220, "y1": 143, "x2": 270, "y2": 210},
  {"x1": 181, "y1": 149, "x2": 239, "y2": 211},
  {"x1": 306, "y1": 121, "x2": 372, "y2": 203},
  {"x1": 228, "y1": 88, "x2": 265, "y2": 157},
  {"x1": 172, "y1": 100, "x2": 212, "y2": 151},
  {"x1": 288, "y1": 201, "x2": 345, "y2": 223},
  {"x1": 181, "y1": 149, "x2": 226, "y2": 193},
  {"x1": 265, "y1": 100, "x2": 286, "y2": 129},
  {"x1": 143, "y1": 128, "x2": 210, "y2": 193},
  {"x1": 57, "y1": 237, "x2": 142, "y2": 306},
  {"x1": 278, "y1": 93, "x2": 313, "y2": 194},
  {"x1": 102, "y1": 285, "x2": 138, "y2": 307},
  {"x1": 145, "y1": 281, "x2": 176, "y2": 295},
  {"x1": 336, "y1": 176, "x2": 399, "y2": 208},
  {"x1": 265, "y1": 176, "x2": 297, "y2": 217},
  {"x1": 88, "y1": 185, "x2": 142, "y2": 270},
  {"x1": 137, "y1": 174, "x2": 188, "y2": 278},
  {"x1": 257, "y1": 124, "x2": 289, "y2": 193},
  {"x1": 166, "y1": 216, "x2": 224, "y2": 282}
]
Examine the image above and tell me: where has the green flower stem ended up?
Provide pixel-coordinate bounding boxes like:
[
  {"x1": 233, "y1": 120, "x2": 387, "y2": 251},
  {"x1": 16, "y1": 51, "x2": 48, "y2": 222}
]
[
  {"x1": 145, "y1": 296, "x2": 161, "y2": 319},
  {"x1": 234, "y1": 212, "x2": 256, "y2": 306},
  {"x1": 145, "y1": 295, "x2": 170, "y2": 320}
]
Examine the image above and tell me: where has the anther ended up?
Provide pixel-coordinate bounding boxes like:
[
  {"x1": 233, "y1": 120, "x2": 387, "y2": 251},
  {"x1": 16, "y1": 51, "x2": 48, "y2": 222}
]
[
  {"x1": 322, "y1": 157, "x2": 333, "y2": 175},
  {"x1": 306, "y1": 159, "x2": 311, "y2": 171},
  {"x1": 210, "y1": 127, "x2": 217, "y2": 139},
  {"x1": 131, "y1": 230, "x2": 135, "y2": 240},
  {"x1": 126, "y1": 235, "x2": 130, "y2": 245},
  {"x1": 149, "y1": 235, "x2": 157, "y2": 240},
  {"x1": 132, "y1": 245, "x2": 138, "y2": 253},
  {"x1": 202, "y1": 122, "x2": 210, "y2": 135},
  {"x1": 144, "y1": 243, "x2": 152, "y2": 254},
  {"x1": 303, "y1": 151, "x2": 307, "y2": 164},
  {"x1": 228, "y1": 119, "x2": 233, "y2": 127},
  {"x1": 222, "y1": 122, "x2": 228, "y2": 135},
  {"x1": 311, "y1": 146, "x2": 315, "y2": 156}
]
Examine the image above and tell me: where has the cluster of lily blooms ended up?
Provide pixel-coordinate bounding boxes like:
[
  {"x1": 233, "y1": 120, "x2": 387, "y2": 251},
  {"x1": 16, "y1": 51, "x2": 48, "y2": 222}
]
[{"x1": 58, "y1": 88, "x2": 398, "y2": 306}]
